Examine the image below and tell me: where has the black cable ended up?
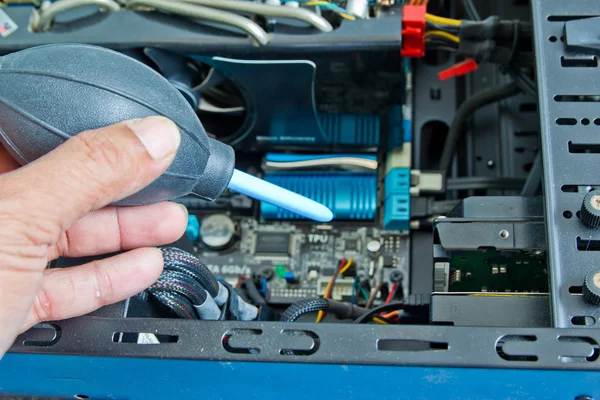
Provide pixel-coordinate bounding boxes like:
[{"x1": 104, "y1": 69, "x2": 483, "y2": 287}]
[
  {"x1": 281, "y1": 298, "x2": 367, "y2": 322},
  {"x1": 439, "y1": 82, "x2": 521, "y2": 176},
  {"x1": 461, "y1": 0, "x2": 481, "y2": 21},
  {"x1": 281, "y1": 298, "x2": 329, "y2": 322},
  {"x1": 147, "y1": 289, "x2": 197, "y2": 319},
  {"x1": 508, "y1": 68, "x2": 537, "y2": 99},
  {"x1": 160, "y1": 247, "x2": 220, "y2": 297},
  {"x1": 150, "y1": 269, "x2": 208, "y2": 305},
  {"x1": 447, "y1": 177, "x2": 526, "y2": 191},
  {"x1": 520, "y1": 152, "x2": 543, "y2": 196},
  {"x1": 426, "y1": 44, "x2": 459, "y2": 53},
  {"x1": 426, "y1": 20, "x2": 460, "y2": 33},
  {"x1": 353, "y1": 302, "x2": 405, "y2": 324},
  {"x1": 242, "y1": 278, "x2": 267, "y2": 306}
]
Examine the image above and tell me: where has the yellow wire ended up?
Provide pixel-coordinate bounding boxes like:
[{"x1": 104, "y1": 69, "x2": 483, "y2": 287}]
[
  {"x1": 306, "y1": 1, "x2": 356, "y2": 21},
  {"x1": 338, "y1": 258, "x2": 354, "y2": 275},
  {"x1": 315, "y1": 259, "x2": 354, "y2": 323},
  {"x1": 425, "y1": 30, "x2": 460, "y2": 44},
  {"x1": 372, "y1": 317, "x2": 389, "y2": 325},
  {"x1": 425, "y1": 13, "x2": 462, "y2": 26},
  {"x1": 339, "y1": 13, "x2": 356, "y2": 21}
]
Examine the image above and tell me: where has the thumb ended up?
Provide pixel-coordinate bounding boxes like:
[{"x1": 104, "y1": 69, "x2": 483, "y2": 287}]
[{"x1": 0, "y1": 116, "x2": 180, "y2": 248}]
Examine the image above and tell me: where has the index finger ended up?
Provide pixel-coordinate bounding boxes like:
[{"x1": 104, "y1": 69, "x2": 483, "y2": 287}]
[{"x1": 0, "y1": 144, "x2": 20, "y2": 174}]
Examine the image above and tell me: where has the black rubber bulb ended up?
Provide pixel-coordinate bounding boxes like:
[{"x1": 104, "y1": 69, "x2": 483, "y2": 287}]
[{"x1": 0, "y1": 44, "x2": 234, "y2": 205}]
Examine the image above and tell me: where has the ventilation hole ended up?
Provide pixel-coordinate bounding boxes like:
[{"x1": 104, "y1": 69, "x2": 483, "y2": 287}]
[
  {"x1": 557, "y1": 118, "x2": 578, "y2": 125},
  {"x1": 558, "y1": 336, "x2": 600, "y2": 363},
  {"x1": 595, "y1": 118, "x2": 600, "y2": 126},
  {"x1": 554, "y1": 95, "x2": 600, "y2": 102},
  {"x1": 429, "y1": 87, "x2": 442, "y2": 101},
  {"x1": 548, "y1": 15, "x2": 597, "y2": 22},
  {"x1": 574, "y1": 396, "x2": 595, "y2": 400},
  {"x1": 571, "y1": 316, "x2": 596, "y2": 326},
  {"x1": 519, "y1": 103, "x2": 537, "y2": 112},
  {"x1": 561, "y1": 56, "x2": 599, "y2": 68},
  {"x1": 112, "y1": 332, "x2": 178, "y2": 344},
  {"x1": 515, "y1": 147, "x2": 526, "y2": 153},
  {"x1": 377, "y1": 339, "x2": 448, "y2": 352},
  {"x1": 74, "y1": 395, "x2": 90, "y2": 400},
  {"x1": 222, "y1": 328, "x2": 262, "y2": 354},
  {"x1": 569, "y1": 141, "x2": 600, "y2": 154},
  {"x1": 582, "y1": 118, "x2": 591, "y2": 125},
  {"x1": 577, "y1": 211, "x2": 582, "y2": 219},
  {"x1": 569, "y1": 286, "x2": 583, "y2": 294},
  {"x1": 576, "y1": 237, "x2": 600, "y2": 251},
  {"x1": 279, "y1": 330, "x2": 320, "y2": 356},
  {"x1": 522, "y1": 162, "x2": 533, "y2": 172},
  {"x1": 549, "y1": 36, "x2": 558, "y2": 42},
  {"x1": 562, "y1": 185, "x2": 579, "y2": 193},
  {"x1": 476, "y1": 156, "x2": 482, "y2": 161},
  {"x1": 420, "y1": 120, "x2": 449, "y2": 169},
  {"x1": 22, "y1": 323, "x2": 62, "y2": 347},
  {"x1": 564, "y1": 211, "x2": 573, "y2": 219},
  {"x1": 515, "y1": 130, "x2": 538, "y2": 137},
  {"x1": 496, "y1": 335, "x2": 538, "y2": 362}
]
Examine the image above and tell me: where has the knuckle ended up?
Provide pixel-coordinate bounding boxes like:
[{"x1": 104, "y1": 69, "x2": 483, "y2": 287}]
[
  {"x1": 0, "y1": 199, "x2": 58, "y2": 252},
  {"x1": 32, "y1": 281, "x2": 53, "y2": 323},
  {"x1": 72, "y1": 130, "x2": 143, "y2": 185},
  {"x1": 74, "y1": 130, "x2": 130, "y2": 173},
  {"x1": 70, "y1": 129, "x2": 141, "y2": 205},
  {"x1": 90, "y1": 260, "x2": 114, "y2": 306}
]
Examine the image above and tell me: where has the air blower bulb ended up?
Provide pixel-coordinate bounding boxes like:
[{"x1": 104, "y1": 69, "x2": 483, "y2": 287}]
[{"x1": 0, "y1": 44, "x2": 332, "y2": 222}]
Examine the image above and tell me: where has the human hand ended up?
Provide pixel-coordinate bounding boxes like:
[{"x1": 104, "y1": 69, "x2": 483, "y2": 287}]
[{"x1": 0, "y1": 117, "x2": 188, "y2": 355}]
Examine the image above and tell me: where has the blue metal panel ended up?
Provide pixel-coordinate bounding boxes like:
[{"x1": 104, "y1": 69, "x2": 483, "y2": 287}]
[{"x1": 1, "y1": 354, "x2": 600, "y2": 399}]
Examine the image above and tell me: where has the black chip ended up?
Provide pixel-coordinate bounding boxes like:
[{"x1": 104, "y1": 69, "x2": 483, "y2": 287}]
[
  {"x1": 383, "y1": 255, "x2": 394, "y2": 268},
  {"x1": 255, "y1": 232, "x2": 291, "y2": 255}
]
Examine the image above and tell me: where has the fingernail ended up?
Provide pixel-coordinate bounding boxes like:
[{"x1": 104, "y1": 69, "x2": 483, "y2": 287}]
[
  {"x1": 178, "y1": 203, "x2": 188, "y2": 217},
  {"x1": 127, "y1": 116, "x2": 180, "y2": 160}
]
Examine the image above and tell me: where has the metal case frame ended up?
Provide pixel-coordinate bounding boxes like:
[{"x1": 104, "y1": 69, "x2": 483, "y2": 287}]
[{"x1": 2, "y1": 1, "x2": 600, "y2": 398}]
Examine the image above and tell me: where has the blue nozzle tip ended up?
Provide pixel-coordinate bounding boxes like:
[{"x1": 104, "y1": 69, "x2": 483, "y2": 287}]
[{"x1": 227, "y1": 169, "x2": 333, "y2": 222}]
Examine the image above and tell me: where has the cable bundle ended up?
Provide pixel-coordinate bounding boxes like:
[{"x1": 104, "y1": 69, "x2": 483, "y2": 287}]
[{"x1": 146, "y1": 247, "x2": 258, "y2": 321}]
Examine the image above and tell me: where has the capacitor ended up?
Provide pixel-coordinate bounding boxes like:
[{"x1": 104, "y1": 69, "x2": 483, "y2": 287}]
[
  {"x1": 199, "y1": 214, "x2": 236, "y2": 250},
  {"x1": 367, "y1": 240, "x2": 382, "y2": 259},
  {"x1": 346, "y1": 0, "x2": 368, "y2": 19}
]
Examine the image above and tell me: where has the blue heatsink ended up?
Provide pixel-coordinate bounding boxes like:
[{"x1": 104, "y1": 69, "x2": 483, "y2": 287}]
[{"x1": 261, "y1": 172, "x2": 377, "y2": 220}]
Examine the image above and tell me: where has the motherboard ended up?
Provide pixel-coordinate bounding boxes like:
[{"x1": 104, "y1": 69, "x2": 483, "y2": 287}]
[{"x1": 180, "y1": 214, "x2": 410, "y2": 305}]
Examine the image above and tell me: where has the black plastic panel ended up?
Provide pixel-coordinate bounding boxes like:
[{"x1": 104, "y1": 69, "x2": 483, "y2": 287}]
[{"x1": 532, "y1": 1, "x2": 600, "y2": 327}]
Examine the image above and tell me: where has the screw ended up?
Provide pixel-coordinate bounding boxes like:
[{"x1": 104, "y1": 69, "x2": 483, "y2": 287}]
[
  {"x1": 574, "y1": 396, "x2": 594, "y2": 400},
  {"x1": 591, "y1": 195, "x2": 600, "y2": 210},
  {"x1": 487, "y1": 160, "x2": 495, "y2": 168},
  {"x1": 499, "y1": 230, "x2": 510, "y2": 239}
]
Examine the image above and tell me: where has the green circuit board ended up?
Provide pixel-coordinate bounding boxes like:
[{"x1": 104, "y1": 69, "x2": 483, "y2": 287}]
[{"x1": 449, "y1": 250, "x2": 548, "y2": 293}]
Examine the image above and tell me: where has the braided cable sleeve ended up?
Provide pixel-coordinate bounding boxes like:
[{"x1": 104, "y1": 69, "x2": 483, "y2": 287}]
[
  {"x1": 160, "y1": 247, "x2": 220, "y2": 297},
  {"x1": 150, "y1": 270, "x2": 207, "y2": 305},
  {"x1": 147, "y1": 288, "x2": 197, "y2": 319},
  {"x1": 281, "y1": 298, "x2": 329, "y2": 322}
]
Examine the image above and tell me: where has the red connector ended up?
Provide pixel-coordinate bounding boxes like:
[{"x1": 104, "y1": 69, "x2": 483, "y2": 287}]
[
  {"x1": 401, "y1": 5, "x2": 427, "y2": 58},
  {"x1": 438, "y1": 58, "x2": 479, "y2": 80}
]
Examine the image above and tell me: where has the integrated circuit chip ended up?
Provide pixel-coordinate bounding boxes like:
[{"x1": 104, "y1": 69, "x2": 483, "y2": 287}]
[{"x1": 254, "y1": 232, "x2": 291, "y2": 256}]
